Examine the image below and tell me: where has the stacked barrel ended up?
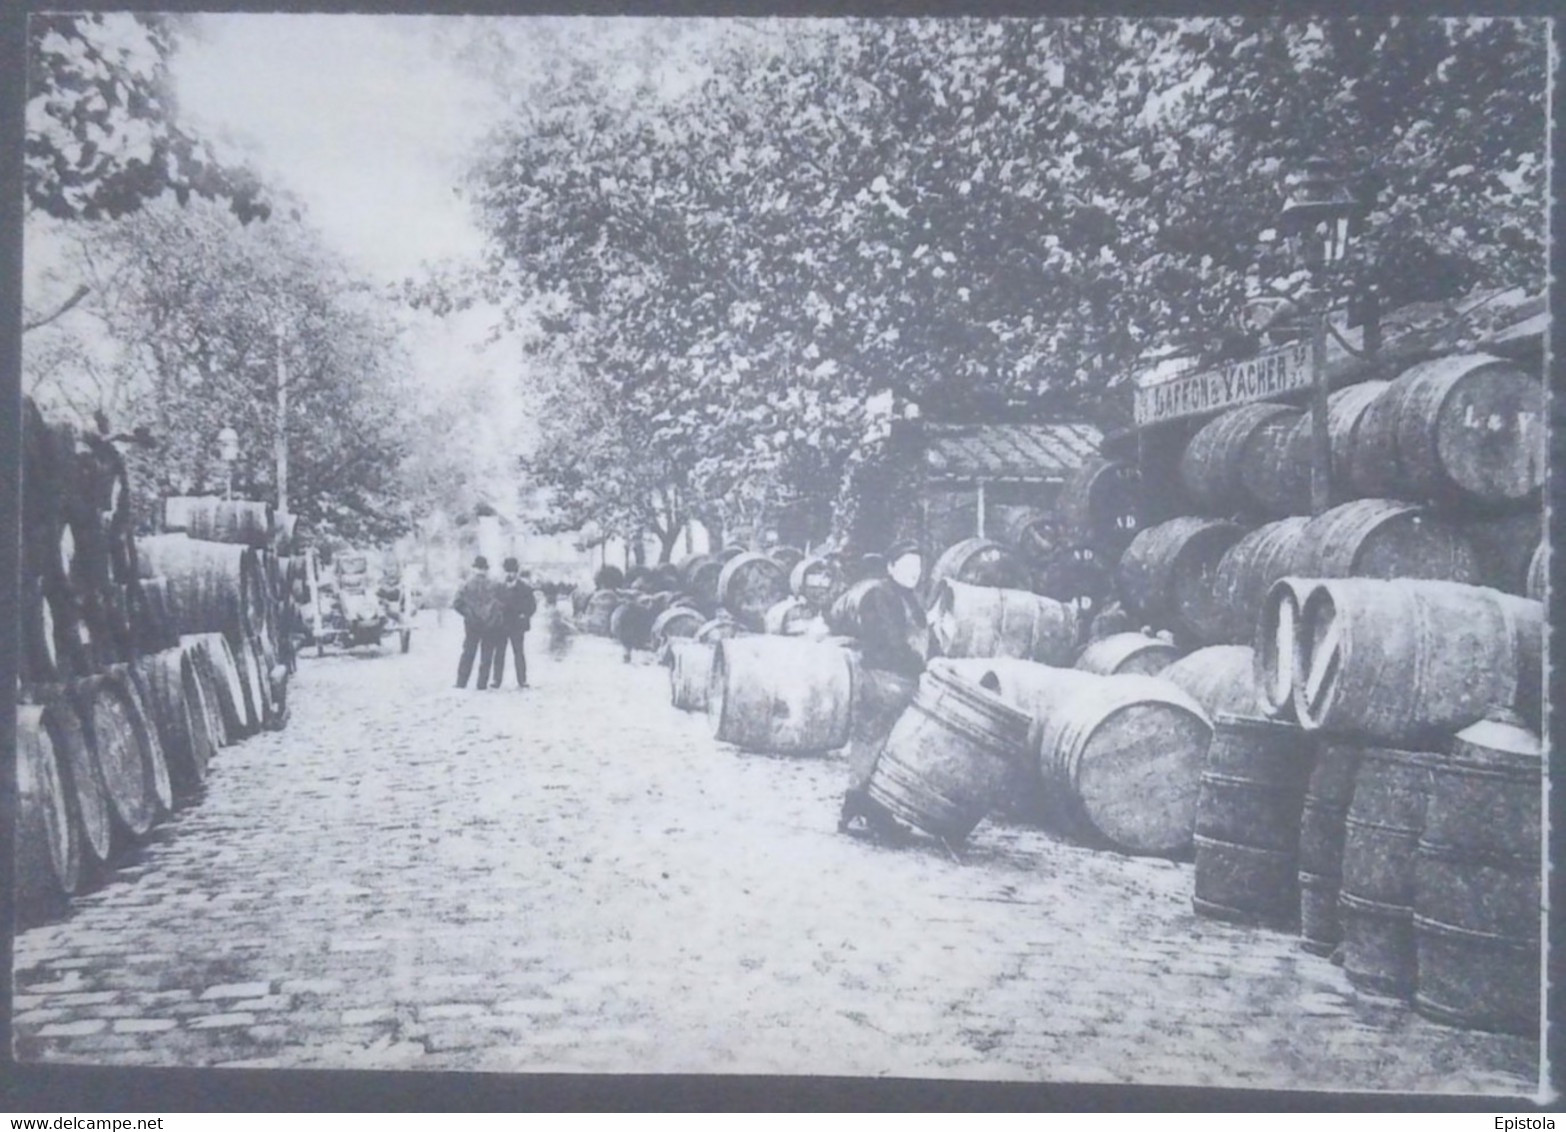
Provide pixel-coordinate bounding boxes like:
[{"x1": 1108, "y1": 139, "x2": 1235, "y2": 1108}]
[
  {"x1": 1123, "y1": 349, "x2": 1544, "y2": 1038},
  {"x1": 16, "y1": 399, "x2": 298, "y2": 924}
]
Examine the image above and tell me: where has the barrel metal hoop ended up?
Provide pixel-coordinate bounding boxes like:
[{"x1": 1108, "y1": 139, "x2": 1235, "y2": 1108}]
[
  {"x1": 1411, "y1": 913, "x2": 1539, "y2": 952},
  {"x1": 1337, "y1": 891, "x2": 1412, "y2": 920},
  {"x1": 1416, "y1": 838, "x2": 1540, "y2": 873}
]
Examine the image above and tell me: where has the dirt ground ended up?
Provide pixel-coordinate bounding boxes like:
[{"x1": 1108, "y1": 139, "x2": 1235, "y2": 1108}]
[{"x1": 9, "y1": 607, "x2": 1545, "y2": 1099}]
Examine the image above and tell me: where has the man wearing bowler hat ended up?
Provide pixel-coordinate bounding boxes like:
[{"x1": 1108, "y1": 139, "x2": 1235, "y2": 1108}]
[
  {"x1": 452, "y1": 556, "x2": 501, "y2": 689},
  {"x1": 490, "y1": 557, "x2": 537, "y2": 689}
]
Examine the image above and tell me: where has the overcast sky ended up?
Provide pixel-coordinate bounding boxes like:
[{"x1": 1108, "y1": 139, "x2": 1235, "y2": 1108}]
[{"x1": 173, "y1": 13, "x2": 497, "y2": 285}]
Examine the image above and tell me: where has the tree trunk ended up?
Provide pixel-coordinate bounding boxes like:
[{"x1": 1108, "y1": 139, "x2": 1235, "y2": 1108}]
[{"x1": 658, "y1": 526, "x2": 681, "y2": 564}]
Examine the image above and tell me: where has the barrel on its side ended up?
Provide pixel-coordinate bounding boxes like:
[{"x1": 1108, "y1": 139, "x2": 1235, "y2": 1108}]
[
  {"x1": 1180, "y1": 403, "x2": 1300, "y2": 517},
  {"x1": 1116, "y1": 516, "x2": 1245, "y2": 645},
  {"x1": 1073, "y1": 632, "x2": 1179, "y2": 676},
  {"x1": 952, "y1": 660, "x2": 1211, "y2": 857},
  {"x1": 1293, "y1": 499, "x2": 1480, "y2": 585},
  {"x1": 70, "y1": 670, "x2": 158, "y2": 840},
  {"x1": 668, "y1": 639, "x2": 717, "y2": 713},
  {"x1": 1414, "y1": 715, "x2": 1541, "y2": 1036},
  {"x1": 1297, "y1": 742, "x2": 1363, "y2": 957},
  {"x1": 1274, "y1": 380, "x2": 1390, "y2": 513},
  {"x1": 183, "y1": 632, "x2": 246, "y2": 744},
  {"x1": 1058, "y1": 458, "x2": 1144, "y2": 562},
  {"x1": 866, "y1": 659, "x2": 1032, "y2": 842},
  {"x1": 927, "y1": 538, "x2": 1033, "y2": 594},
  {"x1": 1238, "y1": 407, "x2": 1308, "y2": 518},
  {"x1": 1254, "y1": 578, "x2": 1318, "y2": 721},
  {"x1": 1161, "y1": 645, "x2": 1261, "y2": 720},
  {"x1": 718, "y1": 553, "x2": 792, "y2": 632},
  {"x1": 1340, "y1": 746, "x2": 1437, "y2": 998},
  {"x1": 651, "y1": 605, "x2": 705, "y2": 650},
  {"x1": 1378, "y1": 354, "x2": 1544, "y2": 508},
  {"x1": 708, "y1": 636, "x2": 855, "y2": 753},
  {"x1": 16, "y1": 704, "x2": 82, "y2": 908},
  {"x1": 1193, "y1": 713, "x2": 1316, "y2": 927},
  {"x1": 1293, "y1": 579, "x2": 1543, "y2": 743},
  {"x1": 931, "y1": 579, "x2": 1077, "y2": 665},
  {"x1": 38, "y1": 692, "x2": 111, "y2": 867},
  {"x1": 1209, "y1": 517, "x2": 1310, "y2": 646}
]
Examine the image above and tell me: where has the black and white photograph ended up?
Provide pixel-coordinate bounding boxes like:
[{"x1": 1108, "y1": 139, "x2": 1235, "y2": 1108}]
[{"x1": 7, "y1": 7, "x2": 1555, "y2": 1106}]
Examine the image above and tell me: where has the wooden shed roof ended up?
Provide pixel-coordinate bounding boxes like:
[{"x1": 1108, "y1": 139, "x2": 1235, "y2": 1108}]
[{"x1": 922, "y1": 421, "x2": 1103, "y2": 482}]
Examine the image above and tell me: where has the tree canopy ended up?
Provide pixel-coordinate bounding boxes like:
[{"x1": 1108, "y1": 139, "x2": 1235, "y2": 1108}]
[
  {"x1": 25, "y1": 13, "x2": 269, "y2": 223},
  {"x1": 455, "y1": 17, "x2": 1545, "y2": 554}
]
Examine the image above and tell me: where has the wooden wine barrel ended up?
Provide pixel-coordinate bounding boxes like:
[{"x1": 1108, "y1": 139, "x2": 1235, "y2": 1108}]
[
  {"x1": 1073, "y1": 632, "x2": 1179, "y2": 676},
  {"x1": 718, "y1": 552, "x2": 792, "y2": 632},
  {"x1": 668, "y1": 638, "x2": 717, "y2": 713},
  {"x1": 183, "y1": 632, "x2": 248, "y2": 743},
  {"x1": 1209, "y1": 517, "x2": 1310, "y2": 646},
  {"x1": 930, "y1": 580, "x2": 1077, "y2": 665},
  {"x1": 122, "y1": 665, "x2": 175, "y2": 814},
  {"x1": 762, "y1": 597, "x2": 818, "y2": 636},
  {"x1": 1180, "y1": 403, "x2": 1299, "y2": 516},
  {"x1": 651, "y1": 605, "x2": 705, "y2": 649},
  {"x1": 1340, "y1": 746, "x2": 1437, "y2": 998},
  {"x1": 675, "y1": 552, "x2": 712, "y2": 588},
  {"x1": 1238, "y1": 407, "x2": 1308, "y2": 518},
  {"x1": 845, "y1": 667, "x2": 919, "y2": 792},
  {"x1": 1525, "y1": 541, "x2": 1546, "y2": 601},
  {"x1": 177, "y1": 498, "x2": 273, "y2": 548},
  {"x1": 826, "y1": 578, "x2": 927, "y2": 678},
  {"x1": 36, "y1": 692, "x2": 111, "y2": 866},
  {"x1": 1459, "y1": 510, "x2": 1543, "y2": 596},
  {"x1": 1274, "y1": 380, "x2": 1390, "y2": 512},
  {"x1": 866, "y1": 659, "x2": 1032, "y2": 842},
  {"x1": 1031, "y1": 546, "x2": 1114, "y2": 623},
  {"x1": 1345, "y1": 379, "x2": 1407, "y2": 500},
  {"x1": 70, "y1": 671, "x2": 158, "y2": 839},
  {"x1": 1058, "y1": 457, "x2": 1143, "y2": 562},
  {"x1": 1115, "y1": 516, "x2": 1245, "y2": 643},
  {"x1": 1298, "y1": 742, "x2": 1363, "y2": 956},
  {"x1": 1160, "y1": 645, "x2": 1262, "y2": 721},
  {"x1": 715, "y1": 545, "x2": 748, "y2": 564},
  {"x1": 1292, "y1": 499, "x2": 1480, "y2": 584},
  {"x1": 16, "y1": 704, "x2": 82, "y2": 906},
  {"x1": 21, "y1": 574, "x2": 60, "y2": 687},
  {"x1": 954, "y1": 659, "x2": 1211, "y2": 856},
  {"x1": 927, "y1": 538, "x2": 1032, "y2": 594},
  {"x1": 1254, "y1": 577, "x2": 1317, "y2": 721},
  {"x1": 707, "y1": 636, "x2": 855, "y2": 753},
  {"x1": 137, "y1": 534, "x2": 267, "y2": 642},
  {"x1": 1084, "y1": 600, "x2": 1136, "y2": 642},
  {"x1": 1413, "y1": 713, "x2": 1541, "y2": 1036},
  {"x1": 1371, "y1": 354, "x2": 1545, "y2": 508},
  {"x1": 790, "y1": 555, "x2": 844, "y2": 606},
  {"x1": 133, "y1": 648, "x2": 214, "y2": 798},
  {"x1": 767, "y1": 545, "x2": 805, "y2": 574},
  {"x1": 694, "y1": 616, "x2": 744, "y2": 644},
  {"x1": 1001, "y1": 507, "x2": 1065, "y2": 567},
  {"x1": 226, "y1": 631, "x2": 266, "y2": 732},
  {"x1": 1293, "y1": 579, "x2": 1543, "y2": 743},
  {"x1": 1192, "y1": 713, "x2": 1316, "y2": 927}
]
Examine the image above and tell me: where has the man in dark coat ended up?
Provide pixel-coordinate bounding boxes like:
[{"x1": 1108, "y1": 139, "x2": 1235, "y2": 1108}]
[
  {"x1": 452, "y1": 556, "x2": 501, "y2": 689},
  {"x1": 490, "y1": 557, "x2": 537, "y2": 688}
]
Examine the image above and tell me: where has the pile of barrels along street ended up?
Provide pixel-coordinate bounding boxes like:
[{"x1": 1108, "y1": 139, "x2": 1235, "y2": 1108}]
[
  {"x1": 16, "y1": 396, "x2": 298, "y2": 924},
  {"x1": 1096, "y1": 349, "x2": 1545, "y2": 1038}
]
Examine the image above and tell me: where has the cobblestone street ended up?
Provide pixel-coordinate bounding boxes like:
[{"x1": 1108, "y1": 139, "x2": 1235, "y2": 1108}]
[{"x1": 10, "y1": 612, "x2": 1542, "y2": 1097}]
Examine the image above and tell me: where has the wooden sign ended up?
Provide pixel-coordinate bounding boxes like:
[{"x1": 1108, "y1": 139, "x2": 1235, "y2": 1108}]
[{"x1": 1134, "y1": 341, "x2": 1311, "y2": 427}]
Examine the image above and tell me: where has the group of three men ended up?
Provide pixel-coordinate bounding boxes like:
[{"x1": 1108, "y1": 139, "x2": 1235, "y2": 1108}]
[{"x1": 453, "y1": 556, "x2": 537, "y2": 689}]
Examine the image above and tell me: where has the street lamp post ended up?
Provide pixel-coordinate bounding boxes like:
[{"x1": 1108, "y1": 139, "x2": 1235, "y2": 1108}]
[
  {"x1": 218, "y1": 426, "x2": 240, "y2": 502},
  {"x1": 1279, "y1": 157, "x2": 1358, "y2": 516}
]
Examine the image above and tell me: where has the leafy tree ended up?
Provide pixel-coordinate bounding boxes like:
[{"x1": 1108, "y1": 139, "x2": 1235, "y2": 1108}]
[
  {"x1": 25, "y1": 12, "x2": 268, "y2": 223},
  {"x1": 25, "y1": 199, "x2": 416, "y2": 547},
  {"x1": 456, "y1": 17, "x2": 1546, "y2": 549}
]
